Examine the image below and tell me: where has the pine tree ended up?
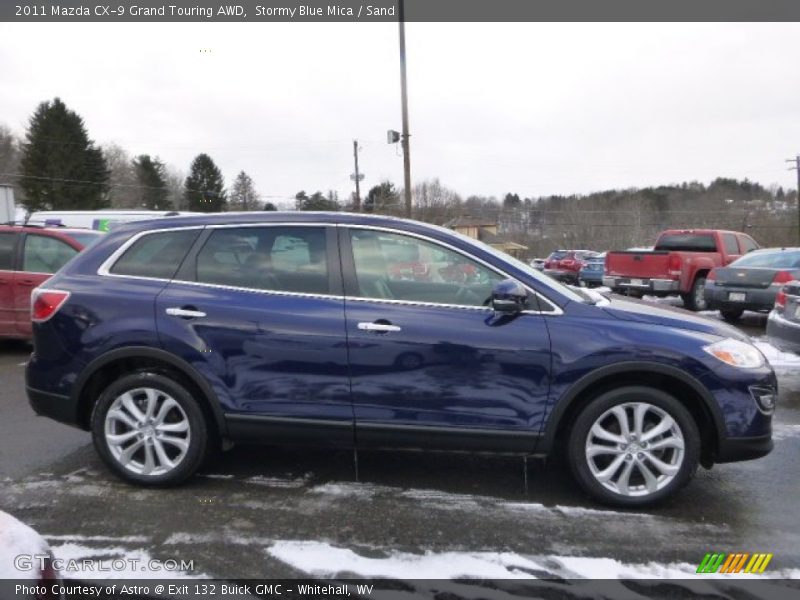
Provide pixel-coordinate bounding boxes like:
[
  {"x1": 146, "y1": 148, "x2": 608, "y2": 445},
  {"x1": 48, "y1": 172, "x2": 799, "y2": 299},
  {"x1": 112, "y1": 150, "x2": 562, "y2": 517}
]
[
  {"x1": 133, "y1": 155, "x2": 168, "y2": 210},
  {"x1": 20, "y1": 98, "x2": 109, "y2": 210},
  {"x1": 229, "y1": 170, "x2": 259, "y2": 211},
  {"x1": 184, "y1": 153, "x2": 226, "y2": 212}
]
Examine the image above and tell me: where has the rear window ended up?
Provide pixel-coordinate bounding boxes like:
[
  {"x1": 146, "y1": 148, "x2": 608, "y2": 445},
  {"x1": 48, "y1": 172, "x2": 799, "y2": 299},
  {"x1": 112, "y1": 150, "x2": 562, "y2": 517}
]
[
  {"x1": 731, "y1": 250, "x2": 800, "y2": 269},
  {"x1": 110, "y1": 229, "x2": 199, "y2": 279},
  {"x1": 548, "y1": 251, "x2": 568, "y2": 260},
  {"x1": 654, "y1": 234, "x2": 717, "y2": 252}
]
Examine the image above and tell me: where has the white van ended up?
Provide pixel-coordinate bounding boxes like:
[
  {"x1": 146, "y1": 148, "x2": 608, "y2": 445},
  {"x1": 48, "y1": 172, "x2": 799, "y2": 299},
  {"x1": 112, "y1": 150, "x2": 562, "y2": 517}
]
[{"x1": 26, "y1": 210, "x2": 201, "y2": 232}]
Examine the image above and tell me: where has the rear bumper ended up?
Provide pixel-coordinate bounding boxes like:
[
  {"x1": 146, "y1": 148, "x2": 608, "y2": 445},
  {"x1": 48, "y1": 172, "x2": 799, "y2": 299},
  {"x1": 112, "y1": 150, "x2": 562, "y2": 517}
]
[
  {"x1": 766, "y1": 310, "x2": 800, "y2": 354},
  {"x1": 544, "y1": 269, "x2": 579, "y2": 282},
  {"x1": 704, "y1": 285, "x2": 777, "y2": 312},
  {"x1": 27, "y1": 386, "x2": 83, "y2": 429},
  {"x1": 602, "y1": 276, "x2": 678, "y2": 293},
  {"x1": 716, "y1": 434, "x2": 773, "y2": 463}
]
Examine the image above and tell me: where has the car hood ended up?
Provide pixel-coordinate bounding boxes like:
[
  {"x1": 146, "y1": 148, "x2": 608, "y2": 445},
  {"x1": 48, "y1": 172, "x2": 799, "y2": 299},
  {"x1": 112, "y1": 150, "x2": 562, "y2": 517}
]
[{"x1": 601, "y1": 296, "x2": 749, "y2": 341}]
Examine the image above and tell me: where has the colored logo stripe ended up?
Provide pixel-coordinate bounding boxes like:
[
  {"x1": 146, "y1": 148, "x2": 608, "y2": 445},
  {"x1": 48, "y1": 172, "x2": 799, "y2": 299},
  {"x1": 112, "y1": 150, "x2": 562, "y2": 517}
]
[{"x1": 697, "y1": 552, "x2": 773, "y2": 574}]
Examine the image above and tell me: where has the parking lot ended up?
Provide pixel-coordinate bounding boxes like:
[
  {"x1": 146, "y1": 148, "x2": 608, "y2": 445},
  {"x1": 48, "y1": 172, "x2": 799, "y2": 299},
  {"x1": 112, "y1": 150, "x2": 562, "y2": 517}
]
[{"x1": 2, "y1": 309, "x2": 800, "y2": 583}]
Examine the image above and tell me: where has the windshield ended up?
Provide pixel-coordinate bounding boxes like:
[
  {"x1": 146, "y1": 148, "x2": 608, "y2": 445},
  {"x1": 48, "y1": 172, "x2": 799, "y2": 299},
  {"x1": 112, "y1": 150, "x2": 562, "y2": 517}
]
[
  {"x1": 731, "y1": 249, "x2": 800, "y2": 268},
  {"x1": 437, "y1": 226, "x2": 587, "y2": 303}
]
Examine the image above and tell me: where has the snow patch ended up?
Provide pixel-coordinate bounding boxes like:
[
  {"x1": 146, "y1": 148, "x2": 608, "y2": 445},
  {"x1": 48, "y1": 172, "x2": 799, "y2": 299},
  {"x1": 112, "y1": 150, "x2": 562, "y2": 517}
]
[
  {"x1": 753, "y1": 340, "x2": 800, "y2": 369},
  {"x1": 0, "y1": 511, "x2": 50, "y2": 580},
  {"x1": 267, "y1": 540, "x2": 800, "y2": 580},
  {"x1": 50, "y1": 542, "x2": 204, "y2": 579},
  {"x1": 245, "y1": 475, "x2": 309, "y2": 489},
  {"x1": 773, "y1": 423, "x2": 800, "y2": 441}
]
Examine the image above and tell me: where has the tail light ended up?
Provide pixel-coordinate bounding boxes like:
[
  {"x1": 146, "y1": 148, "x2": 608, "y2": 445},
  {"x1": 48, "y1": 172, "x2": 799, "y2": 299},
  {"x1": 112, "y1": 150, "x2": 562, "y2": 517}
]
[
  {"x1": 31, "y1": 289, "x2": 70, "y2": 322},
  {"x1": 772, "y1": 271, "x2": 793, "y2": 285},
  {"x1": 667, "y1": 254, "x2": 682, "y2": 277},
  {"x1": 775, "y1": 289, "x2": 786, "y2": 309}
]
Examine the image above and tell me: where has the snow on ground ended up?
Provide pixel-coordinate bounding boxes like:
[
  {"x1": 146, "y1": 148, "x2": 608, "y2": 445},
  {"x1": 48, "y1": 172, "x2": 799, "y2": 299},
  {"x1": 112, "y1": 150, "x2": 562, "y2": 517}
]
[
  {"x1": 752, "y1": 339, "x2": 800, "y2": 369},
  {"x1": 47, "y1": 537, "x2": 206, "y2": 579},
  {"x1": 0, "y1": 510, "x2": 50, "y2": 579},
  {"x1": 266, "y1": 540, "x2": 800, "y2": 580}
]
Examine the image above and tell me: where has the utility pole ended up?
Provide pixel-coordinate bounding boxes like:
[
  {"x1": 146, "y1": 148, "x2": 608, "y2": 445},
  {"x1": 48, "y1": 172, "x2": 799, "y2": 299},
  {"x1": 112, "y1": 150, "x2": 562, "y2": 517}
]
[
  {"x1": 352, "y1": 140, "x2": 362, "y2": 211},
  {"x1": 787, "y1": 155, "x2": 800, "y2": 244},
  {"x1": 398, "y1": 0, "x2": 412, "y2": 218}
]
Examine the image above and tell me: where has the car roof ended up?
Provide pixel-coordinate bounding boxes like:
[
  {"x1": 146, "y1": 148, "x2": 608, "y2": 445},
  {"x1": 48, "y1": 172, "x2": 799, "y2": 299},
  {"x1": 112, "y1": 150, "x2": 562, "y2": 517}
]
[{"x1": 108, "y1": 211, "x2": 450, "y2": 234}]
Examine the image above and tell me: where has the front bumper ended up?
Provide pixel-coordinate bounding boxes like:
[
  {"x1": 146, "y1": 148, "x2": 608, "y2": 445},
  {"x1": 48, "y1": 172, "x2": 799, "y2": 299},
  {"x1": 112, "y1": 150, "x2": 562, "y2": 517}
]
[
  {"x1": 716, "y1": 434, "x2": 773, "y2": 463},
  {"x1": 704, "y1": 284, "x2": 777, "y2": 312},
  {"x1": 27, "y1": 386, "x2": 83, "y2": 429},
  {"x1": 766, "y1": 310, "x2": 800, "y2": 354},
  {"x1": 602, "y1": 276, "x2": 679, "y2": 293}
]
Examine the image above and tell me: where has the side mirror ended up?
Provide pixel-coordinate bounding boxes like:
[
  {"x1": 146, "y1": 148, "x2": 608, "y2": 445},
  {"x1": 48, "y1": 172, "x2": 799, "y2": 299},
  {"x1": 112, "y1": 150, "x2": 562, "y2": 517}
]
[{"x1": 491, "y1": 279, "x2": 528, "y2": 314}]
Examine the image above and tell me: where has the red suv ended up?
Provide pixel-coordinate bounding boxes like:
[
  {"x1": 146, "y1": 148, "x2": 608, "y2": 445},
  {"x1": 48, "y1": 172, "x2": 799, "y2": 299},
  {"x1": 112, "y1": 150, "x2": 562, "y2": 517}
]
[
  {"x1": 543, "y1": 249, "x2": 598, "y2": 284},
  {"x1": 0, "y1": 225, "x2": 103, "y2": 340}
]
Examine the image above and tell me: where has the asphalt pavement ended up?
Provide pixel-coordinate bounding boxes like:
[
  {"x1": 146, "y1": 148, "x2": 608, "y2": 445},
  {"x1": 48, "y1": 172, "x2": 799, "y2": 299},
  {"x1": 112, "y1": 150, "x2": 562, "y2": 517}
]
[{"x1": 1, "y1": 311, "x2": 799, "y2": 583}]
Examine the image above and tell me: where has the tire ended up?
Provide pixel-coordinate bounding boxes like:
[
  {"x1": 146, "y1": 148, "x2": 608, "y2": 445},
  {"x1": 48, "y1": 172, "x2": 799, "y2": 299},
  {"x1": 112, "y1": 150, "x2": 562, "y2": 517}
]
[
  {"x1": 566, "y1": 386, "x2": 700, "y2": 507},
  {"x1": 681, "y1": 276, "x2": 708, "y2": 311},
  {"x1": 720, "y1": 308, "x2": 744, "y2": 322},
  {"x1": 91, "y1": 371, "x2": 209, "y2": 486}
]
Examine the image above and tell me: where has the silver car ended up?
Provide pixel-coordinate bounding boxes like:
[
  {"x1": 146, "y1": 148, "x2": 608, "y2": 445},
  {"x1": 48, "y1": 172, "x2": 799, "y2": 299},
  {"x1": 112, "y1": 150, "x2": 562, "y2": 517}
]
[{"x1": 704, "y1": 248, "x2": 800, "y2": 322}]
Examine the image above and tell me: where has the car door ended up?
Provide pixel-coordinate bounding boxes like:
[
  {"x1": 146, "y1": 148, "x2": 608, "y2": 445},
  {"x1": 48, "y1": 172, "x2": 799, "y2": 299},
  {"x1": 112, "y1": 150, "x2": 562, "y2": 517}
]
[
  {"x1": 720, "y1": 233, "x2": 742, "y2": 266},
  {"x1": 341, "y1": 226, "x2": 553, "y2": 453},
  {"x1": 155, "y1": 224, "x2": 353, "y2": 446},
  {"x1": 0, "y1": 232, "x2": 19, "y2": 336},
  {"x1": 14, "y1": 233, "x2": 79, "y2": 337}
]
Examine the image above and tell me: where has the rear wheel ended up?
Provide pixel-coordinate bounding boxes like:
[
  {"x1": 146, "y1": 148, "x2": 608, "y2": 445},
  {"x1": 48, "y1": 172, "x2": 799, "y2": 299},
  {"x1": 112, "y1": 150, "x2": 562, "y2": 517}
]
[
  {"x1": 567, "y1": 386, "x2": 700, "y2": 507},
  {"x1": 720, "y1": 308, "x2": 744, "y2": 322},
  {"x1": 681, "y1": 276, "x2": 708, "y2": 311},
  {"x1": 91, "y1": 371, "x2": 208, "y2": 486}
]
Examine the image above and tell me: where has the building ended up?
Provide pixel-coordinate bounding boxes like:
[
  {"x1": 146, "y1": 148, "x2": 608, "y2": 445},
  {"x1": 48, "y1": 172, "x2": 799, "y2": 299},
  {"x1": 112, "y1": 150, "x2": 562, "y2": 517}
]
[{"x1": 444, "y1": 215, "x2": 528, "y2": 257}]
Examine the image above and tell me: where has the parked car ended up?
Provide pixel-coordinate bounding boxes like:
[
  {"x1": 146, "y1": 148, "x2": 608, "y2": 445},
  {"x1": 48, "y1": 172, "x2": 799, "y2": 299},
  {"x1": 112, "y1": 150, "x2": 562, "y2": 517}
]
[
  {"x1": 704, "y1": 248, "x2": 800, "y2": 322},
  {"x1": 529, "y1": 258, "x2": 546, "y2": 271},
  {"x1": 578, "y1": 253, "x2": 606, "y2": 288},
  {"x1": 26, "y1": 209, "x2": 201, "y2": 232},
  {"x1": 0, "y1": 510, "x2": 61, "y2": 597},
  {"x1": 603, "y1": 229, "x2": 760, "y2": 310},
  {"x1": 27, "y1": 213, "x2": 775, "y2": 507},
  {"x1": 766, "y1": 280, "x2": 800, "y2": 354},
  {"x1": 0, "y1": 224, "x2": 103, "y2": 340},
  {"x1": 543, "y1": 250, "x2": 598, "y2": 284}
]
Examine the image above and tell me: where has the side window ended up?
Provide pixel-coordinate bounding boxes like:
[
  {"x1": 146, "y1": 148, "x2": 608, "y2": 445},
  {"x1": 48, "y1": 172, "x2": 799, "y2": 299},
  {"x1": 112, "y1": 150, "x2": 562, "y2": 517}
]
[
  {"x1": 110, "y1": 229, "x2": 199, "y2": 279},
  {"x1": 739, "y1": 235, "x2": 759, "y2": 253},
  {"x1": 23, "y1": 235, "x2": 78, "y2": 274},
  {"x1": 195, "y1": 227, "x2": 329, "y2": 295},
  {"x1": 722, "y1": 233, "x2": 740, "y2": 255},
  {"x1": 349, "y1": 229, "x2": 504, "y2": 307},
  {"x1": 0, "y1": 233, "x2": 16, "y2": 271}
]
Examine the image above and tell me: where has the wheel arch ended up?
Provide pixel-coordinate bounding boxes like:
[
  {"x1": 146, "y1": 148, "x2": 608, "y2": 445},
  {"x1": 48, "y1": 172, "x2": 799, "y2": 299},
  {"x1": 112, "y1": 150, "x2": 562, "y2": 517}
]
[
  {"x1": 537, "y1": 362, "x2": 725, "y2": 467},
  {"x1": 72, "y1": 346, "x2": 228, "y2": 438}
]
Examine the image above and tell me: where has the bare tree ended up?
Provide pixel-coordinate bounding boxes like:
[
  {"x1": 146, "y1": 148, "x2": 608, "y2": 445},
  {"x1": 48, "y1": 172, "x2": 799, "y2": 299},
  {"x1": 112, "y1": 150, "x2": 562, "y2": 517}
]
[{"x1": 229, "y1": 170, "x2": 260, "y2": 211}]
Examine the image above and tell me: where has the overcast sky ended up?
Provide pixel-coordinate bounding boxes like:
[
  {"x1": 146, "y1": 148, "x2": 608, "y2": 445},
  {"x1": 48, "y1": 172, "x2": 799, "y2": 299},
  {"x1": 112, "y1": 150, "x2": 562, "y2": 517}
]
[{"x1": 1, "y1": 22, "x2": 799, "y2": 205}]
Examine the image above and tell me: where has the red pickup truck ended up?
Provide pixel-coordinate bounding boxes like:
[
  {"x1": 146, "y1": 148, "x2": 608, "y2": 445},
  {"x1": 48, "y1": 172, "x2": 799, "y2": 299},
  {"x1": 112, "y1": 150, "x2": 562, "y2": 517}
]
[{"x1": 603, "y1": 229, "x2": 760, "y2": 311}]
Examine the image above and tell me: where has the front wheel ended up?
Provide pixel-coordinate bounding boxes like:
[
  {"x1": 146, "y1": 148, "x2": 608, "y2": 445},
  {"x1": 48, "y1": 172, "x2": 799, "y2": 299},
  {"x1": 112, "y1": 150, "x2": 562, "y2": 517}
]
[
  {"x1": 567, "y1": 386, "x2": 700, "y2": 507},
  {"x1": 91, "y1": 372, "x2": 209, "y2": 486},
  {"x1": 681, "y1": 276, "x2": 708, "y2": 311}
]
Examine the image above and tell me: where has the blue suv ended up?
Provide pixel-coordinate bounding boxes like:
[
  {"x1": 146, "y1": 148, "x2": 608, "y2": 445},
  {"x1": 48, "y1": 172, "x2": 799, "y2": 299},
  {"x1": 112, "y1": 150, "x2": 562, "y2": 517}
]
[{"x1": 26, "y1": 213, "x2": 776, "y2": 506}]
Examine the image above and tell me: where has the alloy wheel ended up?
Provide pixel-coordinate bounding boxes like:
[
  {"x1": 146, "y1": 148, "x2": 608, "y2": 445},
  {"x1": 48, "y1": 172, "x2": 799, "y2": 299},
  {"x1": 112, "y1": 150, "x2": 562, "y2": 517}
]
[
  {"x1": 584, "y1": 402, "x2": 685, "y2": 497},
  {"x1": 104, "y1": 387, "x2": 191, "y2": 477}
]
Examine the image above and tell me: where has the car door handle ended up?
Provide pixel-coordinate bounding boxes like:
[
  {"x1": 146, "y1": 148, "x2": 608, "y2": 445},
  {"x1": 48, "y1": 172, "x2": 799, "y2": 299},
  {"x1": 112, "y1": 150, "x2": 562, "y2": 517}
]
[
  {"x1": 166, "y1": 307, "x2": 207, "y2": 319},
  {"x1": 358, "y1": 321, "x2": 401, "y2": 333}
]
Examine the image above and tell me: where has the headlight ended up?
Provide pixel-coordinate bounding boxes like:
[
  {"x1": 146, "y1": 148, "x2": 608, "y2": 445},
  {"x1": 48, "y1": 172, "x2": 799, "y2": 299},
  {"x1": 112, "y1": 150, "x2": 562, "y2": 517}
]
[{"x1": 703, "y1": 338, "x2": 766, "y2": 369}]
